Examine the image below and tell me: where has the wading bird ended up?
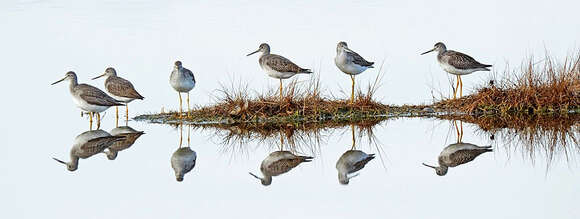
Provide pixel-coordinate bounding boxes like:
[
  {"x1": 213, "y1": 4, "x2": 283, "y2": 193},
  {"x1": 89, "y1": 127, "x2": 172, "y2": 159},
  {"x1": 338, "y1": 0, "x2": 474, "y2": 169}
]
[
  {"x1": 334, "y1": 41, "x2": 374, "y2": 104},
  {"x1": 92, "y1": 67, "x2": 144, "y2": 123},
  {"x1": 52, "y1": 71, "x2": 124, "y2": 129},
  {"x1": 247, "y1": 43, "x2": 312, "y2": 103},
  {"x1": 421, "y1": 42, "x2": 491, "y2": 99},
  {"x1": 53, "y1": 130, "x2": 125, "y2": 171},
  {"x1": 170, "y1": 61, "x2": 196, "y2": 117}
]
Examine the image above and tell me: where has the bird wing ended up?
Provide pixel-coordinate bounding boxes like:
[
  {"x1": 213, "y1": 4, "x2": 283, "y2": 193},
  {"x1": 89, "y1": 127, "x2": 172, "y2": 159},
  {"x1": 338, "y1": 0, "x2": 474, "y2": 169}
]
[
  {"x1": 446, "y1": 51, "x2": 490, "y2": 69},
  {"x1": 106, "y1": 77, "x2": 144, "y2": 99},
  {"x1": 183, "y1": 68, "x2": 196, "y2": 84},
  {"x1": 81, "y1": 136, "x2": 124, "y2": 155},
  {"x1": 446, "y1": 149, "x2": 491, "y2": 167},
  {"x1": 346, "y1": 49, "x2": 374, "y2": 67},
  {"x1": 262, "y1": 54, "x2": 311, "y2": 73},
  {"x1": 77, "y1": 84, "x2": 124, "y2": 106}
]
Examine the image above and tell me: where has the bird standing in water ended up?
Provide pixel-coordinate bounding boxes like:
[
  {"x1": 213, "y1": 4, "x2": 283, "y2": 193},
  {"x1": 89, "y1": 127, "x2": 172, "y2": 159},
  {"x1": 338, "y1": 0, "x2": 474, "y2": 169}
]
[
  {"x1": 421, "y1": 42, "x2": 491, "y2": 99},
  {"x1": 92, "y1": 67, "x2": 144, "y2": 124},
  {"x1": 334, "y1": 41, "x2": 374, "y2": 104},
  {"x1": 170, "y1": 61, "x2": 196, "y2": 117}
]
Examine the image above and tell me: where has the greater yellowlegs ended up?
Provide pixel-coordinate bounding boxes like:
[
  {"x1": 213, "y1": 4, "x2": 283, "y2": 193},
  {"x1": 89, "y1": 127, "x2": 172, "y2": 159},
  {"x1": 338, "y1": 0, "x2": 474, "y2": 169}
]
[
  {"x1": 53, "y1": 130, "x2": 124, "y2": 171},
  {"x1": 52, "y1": 71, "x2": 124, "y2": 129},
  {"x1": 170, "y1": 61, "x2": 196, "y2": 117},
  {"x1": 92, "y1": 67, "x2": 144, "y2": 123},
  {"x1": 334, "y1": 41, "x2": 374, "y2": 104},
  {"x1": 247, "y1": 43, "x2": 312, "y2": 102},
  {"x1": 104, "y1": 126, "x2": 145, "y2": 160},
  {"x1": 422, "y1": 142, "x2": 492, "y2": 176},
  {"x1": 421, "y1": 42, "x2": 492, "y2": 98},
  {"x1": 336, "y1": 150, "x2": 375, "y2": 185},
  {"x1": 249, "y1": 151, "x2": 313, "y2": 186},
  {"x1": 171, "y1": 124, "x2": 196, "y2": 182}
]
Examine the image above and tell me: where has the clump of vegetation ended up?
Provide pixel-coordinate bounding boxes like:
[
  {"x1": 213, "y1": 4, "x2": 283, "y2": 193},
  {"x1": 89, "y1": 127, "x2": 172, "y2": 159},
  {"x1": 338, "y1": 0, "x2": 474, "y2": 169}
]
[{"x1": 435, "y1": 54, "x2": 580, "y2": 115}]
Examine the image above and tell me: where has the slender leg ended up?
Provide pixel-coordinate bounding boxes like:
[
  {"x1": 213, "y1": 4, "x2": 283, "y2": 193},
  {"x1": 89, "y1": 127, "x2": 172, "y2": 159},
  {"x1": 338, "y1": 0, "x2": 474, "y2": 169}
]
[
  {"x1": 187, "y1": 125, "x2": 190, "y2": 147},
  {"x1": 89, "y1": 112, "x2": 93, "y2": 130},
  {"x1": 279, "y1": 79, "x2": 283, "y2": 103},
  {"x1": 454, "y1": 120, "x2": 460, "y2": 142},
  {"x1": 351, "y1": 124, "x2": 356, "y2": 150},
  {"x1": 116, "y1": 106, "x2": 119, "y2": 121},
  {"x1": 126, "y1": 104, "x2": 129, "y2": 122},
  {"x1": 179, "y1": 124, "x2": 183, "y2": 148},
  {"x1": 187, "y1": 92, "x2": 191, "y2": 118},
  {"x1": 350, "y1": 75, "x2": 355, "y2": 104},
  {"x1": 96, "y1": 113, "x2": 101, "y2": 130},
  {"x1": 279, "y1": 133, "x2": 284, "y2": 151},
  {"x1": 454, "y1": 75, "x2": 460, "y2": 99},
  {"x1": 459, "y1": 76, "x2": 463, "y2": 97},
  {"x1": 459, "y1": 121, "x2": 464, "y2": 142},
  {"x1": 178, "y1": 92, "x2": 183, "y2": 117}
]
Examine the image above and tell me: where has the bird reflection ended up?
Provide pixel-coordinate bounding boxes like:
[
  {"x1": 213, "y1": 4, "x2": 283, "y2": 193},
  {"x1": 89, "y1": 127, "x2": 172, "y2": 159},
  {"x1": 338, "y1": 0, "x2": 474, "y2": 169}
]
[
  {"x1": 171, "y1": 124, "x2": 197, "y2": 182},
  {"x1": 249, "y1": 133, "x2": 313, "y2": 186},
  {"x1": 53, "y1": 130, "x2": 125, "y2": 171},
  {"x1": 104, "y1": 126, "x2": 145, "y2": 160},
  {"x1": 423, "y1": 121, "x2": 492, "y2": 176},
  {"x1": 336, "y1": 124, "x2": 375, "y2": 185}
]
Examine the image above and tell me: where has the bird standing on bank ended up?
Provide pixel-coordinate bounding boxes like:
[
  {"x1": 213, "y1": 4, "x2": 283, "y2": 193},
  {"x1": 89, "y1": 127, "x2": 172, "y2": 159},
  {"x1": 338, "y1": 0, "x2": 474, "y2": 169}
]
[
  {"x1": 247, "y1": 43, "x2": 312, "y2": 103},
  {"x1": 334, "y1": 41, "x2": 374, "y2": 104},
  {"x1": 421, "y1": 42, "x2": 492, "y2": 99},
  {"x1": 52, "y1": 71, "x2": 124, "y2": 129},
  {"x1": 92, "y1": 67, "x2": 144, "y2": 124},
  {"x1": 170, "y1": 61, "x2": 196, "y2": 117}
]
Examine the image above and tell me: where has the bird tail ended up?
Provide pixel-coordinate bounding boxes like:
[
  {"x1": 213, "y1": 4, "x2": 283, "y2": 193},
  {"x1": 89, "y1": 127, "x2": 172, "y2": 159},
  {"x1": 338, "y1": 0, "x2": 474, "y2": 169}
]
[
  {"x1": 299, "y1": 68, "x2": 313, "y2": 74},
  {"x1": 367, "y1": 62, "x2": 375, "y2": 68}
]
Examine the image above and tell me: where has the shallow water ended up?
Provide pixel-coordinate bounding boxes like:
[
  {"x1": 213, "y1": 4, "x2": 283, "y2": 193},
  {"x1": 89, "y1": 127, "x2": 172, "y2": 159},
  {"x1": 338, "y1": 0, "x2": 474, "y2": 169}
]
[{"x1": 2, "y1": 0, "x2": 580, "y2": 218}]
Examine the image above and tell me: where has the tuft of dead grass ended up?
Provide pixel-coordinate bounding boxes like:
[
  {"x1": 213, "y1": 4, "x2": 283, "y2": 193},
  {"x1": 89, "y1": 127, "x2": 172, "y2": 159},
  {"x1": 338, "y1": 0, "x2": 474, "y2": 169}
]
[{"x1": 435, "y1": 54, "x2": 580, "y2": 114}]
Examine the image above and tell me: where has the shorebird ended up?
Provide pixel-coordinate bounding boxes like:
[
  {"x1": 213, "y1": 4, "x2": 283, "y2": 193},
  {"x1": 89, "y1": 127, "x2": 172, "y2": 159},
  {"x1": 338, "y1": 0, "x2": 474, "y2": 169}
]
[
  {"x1": 53, "y1": 130, "x2": 125, "y2": 171},
  {"x1": 104, "y1": 126, "x2": 145, "y2": 160},
  {"x1": 334, "y1": 41, "x2": 374, "y2": 104},
  {"x1": 247, "y1": 43, "x2": 312, "y2": 102},
  {"x1": 92, "y1": 67, "x2": 144, "y2": 123},
  {"x1": 421, "y1": 42, "x2": 492, "y2": 99},
  {"x1": 171, "y1": 124, "x2": 196, "y2": 182},
  {"x1": 249, "y1": 151, "x2": 313, "y2": 186},
  {"x1": 52, "y1": 71, "x2": 124, "y2": 129},
  {"x1": 336, "y1": 150, "x2": 375, "y2": 185},
  {"x1": 422, "y1": 142, "x2": 492, "y2": 176},
  {"x1": 170, "y1": 61, "x2": 196, "y2": 117}
]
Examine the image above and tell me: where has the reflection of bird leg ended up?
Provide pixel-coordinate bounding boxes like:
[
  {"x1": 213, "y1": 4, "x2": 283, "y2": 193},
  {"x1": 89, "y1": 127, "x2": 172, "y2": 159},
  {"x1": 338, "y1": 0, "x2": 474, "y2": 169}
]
[
  {"x1": 115, "y1": 106, "x2": 119, "y2": 122},
  {"x1": 96, "y1": 113, "x2": 101, "y2": 130},
  {"x1": 350, "y1": 75, "x2": 355, "y2": 104},
  {"x1": 459, "y1": 121, "x2": 464, "y2": 142},
  {"x1": 351, "y1": 124, "x2": 356, "y2": 150},
  {"x1": 187, "y1": 125, "x2": 191, "y2": 147},
  {"x1": 187, "y1": 92, "x2": 191, "y2": 118},
  {"x1": 454, "y1": 120, "x2": 460, "y2": 143},
  {"x1": 178, "y1": 92, "x2": 183, "y2": 118},
  {"x1": 126, "y1": 104, "x2": 129, "y2": 122},
  {"x1": 179, "y1": 124, "x2": 183, "y2": 148},
  {"x1": 89, "y1": 112, "x2": 93, "y2": 130},
  {"x1": 279, "y1": 133, "x2": 284, "y2": 151}
]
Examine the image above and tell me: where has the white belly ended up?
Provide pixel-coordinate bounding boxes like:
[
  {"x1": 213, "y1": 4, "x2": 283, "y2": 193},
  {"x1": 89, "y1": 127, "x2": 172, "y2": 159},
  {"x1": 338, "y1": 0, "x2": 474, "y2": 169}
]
[
  {"x1": 261, "y1": 65, "x2": 296, "y2": 79},
  {"x1": 110, "y1": 94, "x2": 135, "y2": 103},
  {"x1": 72, "y1": 95, "x2": 110, "y2": 113},
  {"x1": 439, "y1": 62, "x2": 478, "y2": 75},
  {"x1": 335, "y1": 55, "x2": 367, "y2": 75},
  {"x1": 171, "y1": 79, "x2": 195, "y2": 93}
]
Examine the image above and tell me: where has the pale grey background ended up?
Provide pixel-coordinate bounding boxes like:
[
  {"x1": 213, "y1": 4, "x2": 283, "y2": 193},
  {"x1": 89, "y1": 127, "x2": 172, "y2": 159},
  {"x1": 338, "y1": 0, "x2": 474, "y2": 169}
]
[{"x1": 0, "y1": 1, "x2": 578, "y2": 218}]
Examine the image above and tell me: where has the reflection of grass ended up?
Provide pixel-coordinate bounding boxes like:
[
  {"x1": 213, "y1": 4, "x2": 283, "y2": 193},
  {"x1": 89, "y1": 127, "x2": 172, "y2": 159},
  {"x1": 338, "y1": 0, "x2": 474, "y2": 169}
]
[
  {"x1": 435, "y1": 54, "x2": 580, "y2": 114},
  {"x1": 446, "y1": 113, "x2": 580, "y2": 168}
]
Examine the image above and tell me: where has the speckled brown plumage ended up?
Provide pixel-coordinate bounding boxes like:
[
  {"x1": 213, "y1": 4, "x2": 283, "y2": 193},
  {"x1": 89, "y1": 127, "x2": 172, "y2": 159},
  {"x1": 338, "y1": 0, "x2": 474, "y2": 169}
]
[
  {"x1": 260, "y1": 54, "x2": 312, "y2": 73},
  {"x1": 105, "y1": 76, "x2": 144, "y2": 100}
]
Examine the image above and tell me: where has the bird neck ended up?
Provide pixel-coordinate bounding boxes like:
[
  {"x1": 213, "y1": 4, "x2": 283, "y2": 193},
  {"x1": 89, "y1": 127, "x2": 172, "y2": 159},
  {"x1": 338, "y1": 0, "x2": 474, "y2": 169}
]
[
  {"x1": 261, "y1": 48, "x2": 270, "y2": 56},
  {"x1": 68, "y1": 78, "x2": 78, "y2": 93}
]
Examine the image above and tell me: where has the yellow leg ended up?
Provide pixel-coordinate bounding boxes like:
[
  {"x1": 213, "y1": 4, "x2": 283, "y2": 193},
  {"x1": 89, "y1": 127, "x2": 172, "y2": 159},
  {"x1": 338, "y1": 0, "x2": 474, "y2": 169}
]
[
  {"x1": 178, "y1": 92, "x2": 183, "y2": 118},
  {"x1": 89, "y1": 112, "x2": 93, "y2": 130},
  {"x1": 459, "y1": 121, "x2": 464, "y2": 142},
  {"x1": 454, "y1": 75, "x2": 460, "y2": 99},
  {"x1": 126, "y1": 104, "x2": 129, "y2": 122},
  {"x1": 179, "y1": 124, "x2": 183, "y2": 148},
  {"x1": 459, "y1": 76, "x2": 463, "y2": 97},
  {"x1": 187, "y1": 125, "x2": 190, "y2": 147},
  {"x1": 115, "y1": 106, "x2": 119, "y2": 128},
  {"x1": 96, "y1": 113, "x2": 101, "y2": 130},
  {"x1": 187, "y1": 92, "x2": 191, "y2": 118},
  {"x1": 351, "y1": 124, "x2": 356, "y2": 150},
  {"x1": 279, "y1": 79, "x2": 283, "y2": 103},
  {"x1": 350, "y1": 75, "x2": 355, "y2": 104}
]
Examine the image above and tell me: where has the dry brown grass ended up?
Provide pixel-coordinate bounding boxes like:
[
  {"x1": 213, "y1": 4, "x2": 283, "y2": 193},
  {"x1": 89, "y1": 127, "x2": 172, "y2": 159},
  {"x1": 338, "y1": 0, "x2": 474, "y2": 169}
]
[{"x1": 435, "y1": 54, "x2": 580, "y2": 114}]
